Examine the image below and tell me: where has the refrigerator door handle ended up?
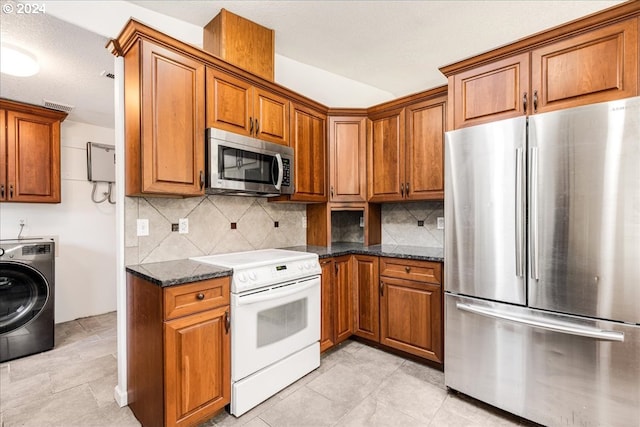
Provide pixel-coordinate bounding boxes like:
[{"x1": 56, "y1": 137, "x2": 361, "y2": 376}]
[
  {"x1": 455, "y1": 302, "x2": 625, "y2": 342},
  {"x1": 530, "y1": 147, "x2": 539, "y2": 280},
  {"x1": 515, "y1": 148, "x2": 525, "y2": 278}
]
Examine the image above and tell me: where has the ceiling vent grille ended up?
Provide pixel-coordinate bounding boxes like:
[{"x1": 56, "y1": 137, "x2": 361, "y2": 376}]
[
  {"x1": 100, "y1": 70, "x2": 115, "y2": 79},
  {"x1": 43, "y1": 99, "x2": 74, "y2": 113}
]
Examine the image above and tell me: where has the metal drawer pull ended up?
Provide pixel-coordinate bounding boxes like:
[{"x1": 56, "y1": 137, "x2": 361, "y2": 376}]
[
  {"x1": 196, "y1": 293, "x2": 205, "y2": 300},
  {"x1": 405, "y1": 266, "x2": 411, "y2": 273}
]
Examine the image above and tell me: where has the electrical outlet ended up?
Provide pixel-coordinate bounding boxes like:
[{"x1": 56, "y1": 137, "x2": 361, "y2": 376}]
[
  {"x1": 437, "y1": 217, "x2": 445, "y2": 230},
  {"x1": 359, "y1": 216, "x2": 364, "y2": 228},
  {"x1": 137, "y1": 219, "x2": 149, "y2": 236},
  {"x1": 178, "y1": 218, "x2": 189, "y2": 234},
  {"x1": 302, "y1": 217, "x2": 307, "y2": 229}
]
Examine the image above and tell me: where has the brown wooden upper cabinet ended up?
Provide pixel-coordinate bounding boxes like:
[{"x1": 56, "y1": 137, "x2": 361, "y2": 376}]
[
  {"x1": 285, "y1": 103, "x2": 327, "y2": 202},
  {"x1": 124, "y1": 39, "x2": 206, "y2": 197},
  {"x1": 443, "y1": 11, "x2": 639, "y2": 130},
  {"x1": 368, "y1": 92, "x2": 447, "y2": 202},
  {"x1": 206, "y1": 68, "x2": 289, "y2": 146},
  {"x1": 0, "y1": 99, "x2": 67, "y2": 203},
  {"x1": 328, "y1": 115, "x2": 367, "y2": 203}
]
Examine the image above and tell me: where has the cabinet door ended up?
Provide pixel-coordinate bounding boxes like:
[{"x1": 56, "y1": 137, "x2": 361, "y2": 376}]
[
  {"x1": 368, "y1": 108, "x2": 405, "y2": 202},
  {"x1": 328, "y1": 116, "x2": 367, "y2": 202},
  {"x1": 320, "y1": 258, "x2": 335, "y2": 352},
  {"x1": 0, "y1": 110, "x2": 6, "y2": 201},
  {"x1": 405, "y1": 96, "x2": 446, "y2": 200},
  {"x1": 452, "y1": 53, "x2": 529, "y2": 129},
  {"x1": 380, "y1": 276, "x2": 442, "y2": 363},
  {"x1": 165, "y1": 306, "x2": 230, "y2": 427},
  {"x1": 334, "y1": 255, "x2": 354, "y2": 344},
  {"x1": 206, "y1": 68, "x2": 253, "y2": 136},
  {"x1": 531, "y1": 18, "x2": 638, "y2": 114},
  {"x1": 5, "y1": 110, "x2": 61, "y2": 203},
  {"x1": 353, "y1": 255, "x2": 380, "y2": 341},
  {"x1": 289, "y1": 103, "x2": 327, "y2": 202},
  {"x1": 254, "y1": 87, "x2": 289, "y2": 145},
  {"x1": 139, "y1": 40, "x2": 205, "y2": 196}
]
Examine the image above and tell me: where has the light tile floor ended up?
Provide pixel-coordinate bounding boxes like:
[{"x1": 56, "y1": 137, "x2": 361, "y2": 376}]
[{"x1": 1, "y1": 312, "x2": 536, "y2": 427}]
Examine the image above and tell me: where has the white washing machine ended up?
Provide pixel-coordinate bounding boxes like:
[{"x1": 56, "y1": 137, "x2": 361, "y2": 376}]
[{"x1": 0, "y1": 238, "x2": 55, "y2": 362}]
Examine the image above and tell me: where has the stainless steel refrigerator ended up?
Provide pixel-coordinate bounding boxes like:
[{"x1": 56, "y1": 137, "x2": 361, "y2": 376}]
[{"x1": 444, "y1": 96, "x2": 640, "y2": 427}]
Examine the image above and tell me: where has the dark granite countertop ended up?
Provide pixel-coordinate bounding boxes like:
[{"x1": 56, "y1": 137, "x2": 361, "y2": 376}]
[
  {"x1": 282, "y1": 243, "x2": 444, "y2": 262},
  {"x1": 126, "y1": 259, "x2": 232, "y2": 287}
]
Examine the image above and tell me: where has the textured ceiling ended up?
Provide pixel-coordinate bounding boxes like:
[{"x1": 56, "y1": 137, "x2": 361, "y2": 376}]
[
  {"x1": 130, "y1": 0, "x2": 623, "y2": 97},
  {"x1": 0, "y1": 1, "x2": 115, "y2": 127},
  {"x1": 0, "y1": 0, "x2": 624, "y2": 128}
]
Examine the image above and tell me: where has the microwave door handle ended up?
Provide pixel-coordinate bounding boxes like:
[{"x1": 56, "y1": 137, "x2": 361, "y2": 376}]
[{"x1": 273, "y1": 153, "x2": 284, "y2": 190}]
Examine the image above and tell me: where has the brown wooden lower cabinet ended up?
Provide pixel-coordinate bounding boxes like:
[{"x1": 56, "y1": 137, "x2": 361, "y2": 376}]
[
  {"x1": 320, "y1": 256, "x2": 353, "y2": 352},
  {"x1": 320, "y1": 254, "x2": 443, "y2": 364},
  {"x1": 353, "y1": 255, "x2": 380, "y2": 341},
  {"x1": 379, "y1": 257, "x2": 443, "y2": 364},
  {"x1": 127, "y1": 273, "x2": 231, "y2": 427}
]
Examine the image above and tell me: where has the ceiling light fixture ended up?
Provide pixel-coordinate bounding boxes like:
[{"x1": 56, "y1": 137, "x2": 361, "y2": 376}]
[{"x1": 0, "y1": 45, "x2": 40, "y2": 77}]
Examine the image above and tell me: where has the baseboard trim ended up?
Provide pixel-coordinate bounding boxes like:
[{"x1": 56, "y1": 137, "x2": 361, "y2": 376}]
[{"x1": 114, "y1": 385, "x2": 128, "y2": 407}]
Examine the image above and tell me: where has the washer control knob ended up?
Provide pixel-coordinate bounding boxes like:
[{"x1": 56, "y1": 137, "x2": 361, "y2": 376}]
[{"x1": 237, "y1": 273, "x2": 247, "y2": 282}]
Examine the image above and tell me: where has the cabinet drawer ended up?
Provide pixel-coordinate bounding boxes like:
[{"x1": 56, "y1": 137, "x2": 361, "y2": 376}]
[
  {"x1": 164, "y1": 277, "x2": 230, "y2": 320},
  {"x1": 380, "y1": 258, "x2": 441, "y2": 284}
]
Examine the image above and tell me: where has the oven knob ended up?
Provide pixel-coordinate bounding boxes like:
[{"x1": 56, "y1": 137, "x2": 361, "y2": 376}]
[
  {"x1": 0, "y1": 248, "x2": 4, "y2": 257},
  {"x1": 304, "y1": 263, "x2": 311, "y2": 270},
  {"x1": 298, "y1": 264, "x2": 304, "y2": 271},
  {"x1": 238, "y1": 273, "x2": 247, "y2": 282},
  {"x1": 249, "y1": 272, "x2": 257, "y2": 281}
]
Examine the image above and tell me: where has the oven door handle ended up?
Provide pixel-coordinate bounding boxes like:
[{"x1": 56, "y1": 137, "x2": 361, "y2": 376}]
[{"x1": 236, "y1": 277, "x2": 319, "y2": 306}]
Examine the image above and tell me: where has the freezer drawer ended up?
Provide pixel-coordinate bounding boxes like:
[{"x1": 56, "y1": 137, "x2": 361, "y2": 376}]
[{"x1": 445, "y1": 294, "x2": 640, "y2": 427}]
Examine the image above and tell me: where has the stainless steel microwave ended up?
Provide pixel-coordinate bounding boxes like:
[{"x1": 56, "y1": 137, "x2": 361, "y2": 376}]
[{"x1": 206, "y1": 128, "x2": 294, "y2": 196}]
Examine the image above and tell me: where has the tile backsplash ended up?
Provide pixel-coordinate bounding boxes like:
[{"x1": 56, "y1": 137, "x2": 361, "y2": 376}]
[
  {"x1": 381, "y1": 201, "x2": 444, "y2": 248},
  {"x1": 125, "y1": 195, "x2": 306, "y2": 265}
]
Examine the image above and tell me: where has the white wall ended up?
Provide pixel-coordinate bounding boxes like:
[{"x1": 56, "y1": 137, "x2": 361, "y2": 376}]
[{"x1": 0, "y1": 120, "x2": 117, "y2": 323}]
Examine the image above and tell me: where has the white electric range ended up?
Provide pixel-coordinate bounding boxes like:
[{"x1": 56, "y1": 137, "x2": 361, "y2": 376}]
[{"x1": 191, "y1": 249, "x2": 321, "y2": 416}]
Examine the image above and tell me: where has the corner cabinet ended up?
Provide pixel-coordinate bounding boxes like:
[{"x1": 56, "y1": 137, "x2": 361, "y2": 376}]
[
  {"x1": 127, "y1": 274, "x2": 231, "y2": 427},
  {"x1": 367, "y1": 108, "x2": 405, "y2": 202},
  {"x1": 379, "y1": 258, "x2": 443, "y2": 363},
  {"x1": 442, "y1": 9, "x2": 639, "y2": 130},
  {"x1": 0, "y1": 99, "x2": 67, "y2": 203},
  {"x1": 206, "y1": 67, "x2": 289, "y2": 145},
  {"x1": 328, "y1": 115, "x2": 367, "y2": 203},
  {"x1": 123, "y1": 39, "x2": 206, "y2": 197}
]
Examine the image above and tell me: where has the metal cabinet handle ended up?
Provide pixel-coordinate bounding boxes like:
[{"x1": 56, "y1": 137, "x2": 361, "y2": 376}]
[
  {"x1": 9, "y1": 184, "x2": 13, "y2": 199},
  {"x1": 400, "y1": 183, "x2": 405, "y2": 197},
  {"x1": 249, "y1": 117, "x2": 254, "y2": 134},
  {"x1": 405, "y1": 266, "x2": 411, "y2": 273},
  {"x1": 523, "y1": 92, "x2": 528, "y2": 114},
  {"x1": 255, "y1": 119, "x2": 260, "y2": 135},
  {"x1": 196, "y1": 293, "x2": 205, "y2": 300},
  {"x1": 330, "y1": 186, "x2": 334, "y2": 198},
  {"x1": 335, "y1": 263, "x2": 338, "y2": 274},
  {"x1": 199, "y1": 171, "x2": 204, "y2": 190},
  {"x1": 0, "y1": 184, "x2": 4, "y2": 199},
  {"x1": 533, "y1": 90, "x2": 538, "y2": 113},
  {"x1": 224, "y1": 310, "x2": 230, "y2": 334},
  {"x1": 379, "y1": 281, "x2": 384, "y2": 296},
  {"x1": 405, "y1": 182, "x2": 409, "y2": 196}
]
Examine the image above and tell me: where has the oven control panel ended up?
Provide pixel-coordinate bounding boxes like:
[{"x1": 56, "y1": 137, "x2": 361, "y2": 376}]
[{"x1": 233, "y1": 257, "x2": 321, "y2": 293}]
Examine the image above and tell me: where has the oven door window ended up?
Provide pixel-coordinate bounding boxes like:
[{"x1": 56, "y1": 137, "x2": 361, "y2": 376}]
[
  {"x1": 219, "y1": 146, "x2": 277, "y2": 185},
  {"x1": 0, "y1": 263, "x2": 49, "y2": 335},
  {"x1": 257, "y1": 298, "x2": 307, "y2": 347}
]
